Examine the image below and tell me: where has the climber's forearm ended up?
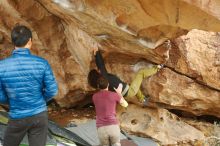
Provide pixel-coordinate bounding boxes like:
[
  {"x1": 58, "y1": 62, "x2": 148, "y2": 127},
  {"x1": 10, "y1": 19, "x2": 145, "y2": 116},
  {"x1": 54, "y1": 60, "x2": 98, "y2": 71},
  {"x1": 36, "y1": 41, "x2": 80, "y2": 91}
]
[
  {"x1": 95, "y1": 50, "x2": 108, "y2": 78},
  {"x1": 119, "y1": 95, "x2": 128, "y2": 107}
]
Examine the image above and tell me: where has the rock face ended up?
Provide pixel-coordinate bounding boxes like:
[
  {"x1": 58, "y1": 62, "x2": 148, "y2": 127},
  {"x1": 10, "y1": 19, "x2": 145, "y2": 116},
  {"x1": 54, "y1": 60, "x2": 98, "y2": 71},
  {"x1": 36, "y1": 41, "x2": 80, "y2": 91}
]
[
  {"x1": 143, "y1": 68, "x2": 220, "y2": 118},
  {"x1": 168, "y1": 29, "x2": 220, "y2": 91},
  {"x1": 118, "y1": 104, "x2": 205, "y2": 145},
  {"x1": 183, "y1": 0, "x2": 220, "y2": 19},
  {"x1": 0, "y1": 0, "x2": 220, "y2": 145}
]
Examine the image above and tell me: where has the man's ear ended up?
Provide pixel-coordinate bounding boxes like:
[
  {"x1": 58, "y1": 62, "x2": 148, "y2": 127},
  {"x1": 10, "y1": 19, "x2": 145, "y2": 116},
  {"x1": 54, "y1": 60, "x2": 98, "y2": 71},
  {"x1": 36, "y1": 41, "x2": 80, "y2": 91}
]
[
  {"x1": 26, "y1": 38, "x2": 32, "y2": 48},
  {"x1": 29, "y1": 38, "x2": 32, "y2": 44}
]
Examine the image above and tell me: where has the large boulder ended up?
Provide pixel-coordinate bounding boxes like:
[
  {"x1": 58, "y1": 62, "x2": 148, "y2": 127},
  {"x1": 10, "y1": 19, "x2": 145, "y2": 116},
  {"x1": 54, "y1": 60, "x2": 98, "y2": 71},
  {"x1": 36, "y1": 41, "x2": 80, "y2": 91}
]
[
  {"x1": 143, "y1": 68, "x2": 220, "y2": 118},
  {"x1": 117, "y1": 104, "x2": 205, "y2": 145},
  {"x1": 0, "y1": 0, "x2": 220, "y2": 145},
  {"x1": 167, "y1": 29, "x2": 220, "y2": 90}
]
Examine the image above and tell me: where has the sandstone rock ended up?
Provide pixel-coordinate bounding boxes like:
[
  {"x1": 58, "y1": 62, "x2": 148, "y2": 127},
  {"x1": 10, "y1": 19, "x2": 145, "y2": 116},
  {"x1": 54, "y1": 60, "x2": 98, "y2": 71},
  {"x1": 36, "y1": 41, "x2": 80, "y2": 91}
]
[
  {"x1": 0, "y1": 1, "x2": 220, "y2": 144},
  {"x1": 1, "y1": 0, "x2": 219, "y2": 104},
  {"x1": 0, "y1": 106, "x2": 6, "y2": 112},
  {"x1": 183, "y1": 0, "x2": 220, "y2": 20},
  {"x1": 0, "y1": 33, "x2": 4, "y2": 44},
  {"x1": 143, "y1": 68, "x2": 220, "y2": 118},
  {"x1": 0, "y1": 0, "x2": 88, "y2": 106},
  {"x1": 0, "y1": 34, "x2": 13, "y2": 60},
  {"x1": 117, "y1": 104, "x2": 205, "y2": 145},
  {"x1": 168, "y1": 29, "x2": 220, "y2": 90}
]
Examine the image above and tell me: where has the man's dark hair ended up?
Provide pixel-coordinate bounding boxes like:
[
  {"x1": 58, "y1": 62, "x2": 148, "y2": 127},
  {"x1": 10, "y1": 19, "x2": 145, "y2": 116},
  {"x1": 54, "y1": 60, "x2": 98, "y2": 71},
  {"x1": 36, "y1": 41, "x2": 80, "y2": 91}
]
[
  {"x1": 97, "y1": 76, "x2": 109, "y2": 89},
  {"x1": 11, "y1": 25, "x2": 32, "y2": 47},
  {"x1": 88, "y1": 69, "x2": 102, "y2": 88}
]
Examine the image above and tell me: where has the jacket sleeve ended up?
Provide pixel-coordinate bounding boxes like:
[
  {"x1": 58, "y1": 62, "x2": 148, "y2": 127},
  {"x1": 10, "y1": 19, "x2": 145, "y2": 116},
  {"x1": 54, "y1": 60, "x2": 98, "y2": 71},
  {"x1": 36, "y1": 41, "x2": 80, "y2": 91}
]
[
  {"x1": 95, "y1": 50, "x2": 108, "y2": 78},
  {"x1": 0, "y1": 80, "x2": 8, "y2": 104},
  {"x1": 43, "y1": 62, "x2": 58, "y2": 102}
]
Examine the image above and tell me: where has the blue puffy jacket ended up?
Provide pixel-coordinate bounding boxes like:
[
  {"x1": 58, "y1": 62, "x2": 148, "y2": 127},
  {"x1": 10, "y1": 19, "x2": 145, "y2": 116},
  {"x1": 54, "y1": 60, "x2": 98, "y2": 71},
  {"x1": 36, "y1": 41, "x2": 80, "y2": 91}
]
[{"x1": 0, "y1": 48, "x2": 58, "y2": 119}]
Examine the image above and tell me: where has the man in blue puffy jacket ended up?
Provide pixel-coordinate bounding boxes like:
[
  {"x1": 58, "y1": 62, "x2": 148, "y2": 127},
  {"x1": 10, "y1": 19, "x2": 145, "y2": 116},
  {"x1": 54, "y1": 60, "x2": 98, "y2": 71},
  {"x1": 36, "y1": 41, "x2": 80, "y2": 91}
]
[{"x1": 0, "y1": 25, "x2": 58, "y2": 146}]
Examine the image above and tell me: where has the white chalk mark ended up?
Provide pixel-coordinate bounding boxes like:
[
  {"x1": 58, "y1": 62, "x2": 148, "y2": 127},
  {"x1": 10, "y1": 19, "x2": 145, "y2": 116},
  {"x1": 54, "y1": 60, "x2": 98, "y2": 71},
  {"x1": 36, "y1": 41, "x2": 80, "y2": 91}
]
[
  {"x1": 53, "y1": 0, "x2": 71, "y2": 9},
  {"x1": 137, "y1": 38, "x2": 155, "y2": 49},
  {"x1": 118, "y1": 25, "x2": 137, "y2": 36},
  {"x1": 96, "y1": 34, "x2": 110, "y2": 40}
]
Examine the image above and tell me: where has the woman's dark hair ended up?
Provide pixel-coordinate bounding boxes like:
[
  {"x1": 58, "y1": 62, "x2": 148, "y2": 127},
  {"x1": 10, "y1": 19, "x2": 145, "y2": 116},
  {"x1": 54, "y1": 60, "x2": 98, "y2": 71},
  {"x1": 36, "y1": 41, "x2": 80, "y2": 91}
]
[
  {"x1": 97, "y1": 76, "x2": 109, "y2": 89},
  {"x1": 11, "y1": 25, "x2": 32, "y2": 47},
  {"x1": 88, "y1": 69, "x2": 102, "y2": 88}
]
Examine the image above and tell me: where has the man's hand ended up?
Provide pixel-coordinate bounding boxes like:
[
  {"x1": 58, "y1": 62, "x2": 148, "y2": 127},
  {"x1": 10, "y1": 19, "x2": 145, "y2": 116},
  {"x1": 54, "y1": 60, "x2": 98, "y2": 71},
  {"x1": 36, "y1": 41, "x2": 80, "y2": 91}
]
[
  {"x1": 157, "y1": 64, "x2": 164, "y2": 69},
  {"x1": 165, "y1": 40, "x2": 171, "y2": 49},
  {"x1": 92, "y1": 47, "x2": 99, "y2": 55},
  {"x1": 114, "y1": 83, "x2": 123, "y2": 94},
  {"x1": 120, "y1": 97, "x2": 128, "y2": 107},
  {"x1": 114, "y1": 84, "x2": 128, "y2": 107}
]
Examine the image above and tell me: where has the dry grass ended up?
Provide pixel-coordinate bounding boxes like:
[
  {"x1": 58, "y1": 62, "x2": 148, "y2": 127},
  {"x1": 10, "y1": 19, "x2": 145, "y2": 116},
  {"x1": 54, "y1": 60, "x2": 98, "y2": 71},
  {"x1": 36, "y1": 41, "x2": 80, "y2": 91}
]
[{"x1": 203, "y1": 122, "x2": 220, "y2": 146}]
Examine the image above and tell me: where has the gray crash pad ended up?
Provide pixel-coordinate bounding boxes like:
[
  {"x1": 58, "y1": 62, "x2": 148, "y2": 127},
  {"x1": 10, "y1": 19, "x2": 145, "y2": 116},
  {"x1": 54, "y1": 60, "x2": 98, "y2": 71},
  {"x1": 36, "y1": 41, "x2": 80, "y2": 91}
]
[
  {"x1": 129, "y1": 135, "x2": 159, "y2": 146},
  {"x1": 66, "y1": 120, "x2": 160, "y2": 146},
  {"x1": 66, "y1": 120, "x2": 127, "y2": 146}
]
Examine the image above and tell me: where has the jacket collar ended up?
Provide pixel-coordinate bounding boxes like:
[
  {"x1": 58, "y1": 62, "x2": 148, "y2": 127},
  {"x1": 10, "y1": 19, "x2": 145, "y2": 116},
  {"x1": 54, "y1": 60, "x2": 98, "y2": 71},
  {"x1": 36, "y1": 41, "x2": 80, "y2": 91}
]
[{"x1": 12, "y1": 48, "x2": 31, "y2": 55}]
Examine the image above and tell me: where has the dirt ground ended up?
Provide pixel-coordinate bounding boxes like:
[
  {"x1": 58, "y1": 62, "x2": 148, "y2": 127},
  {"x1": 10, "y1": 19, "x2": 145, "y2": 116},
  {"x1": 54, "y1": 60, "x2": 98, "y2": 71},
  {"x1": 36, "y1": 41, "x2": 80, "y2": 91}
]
[
  {"x1": 48, "y1": 103, "x2": 96, "y2": 127},
  {"x1": 48, "y1": 102, "x2": 220, "y2": 146}
]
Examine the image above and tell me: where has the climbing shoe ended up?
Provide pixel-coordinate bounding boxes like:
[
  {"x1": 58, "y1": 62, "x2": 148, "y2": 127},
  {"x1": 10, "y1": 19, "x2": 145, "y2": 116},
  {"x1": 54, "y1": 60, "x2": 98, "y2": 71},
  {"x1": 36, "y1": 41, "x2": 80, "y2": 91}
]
[{"x1": 142, "y1": 96, "x2": 150, "y2": 106}]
